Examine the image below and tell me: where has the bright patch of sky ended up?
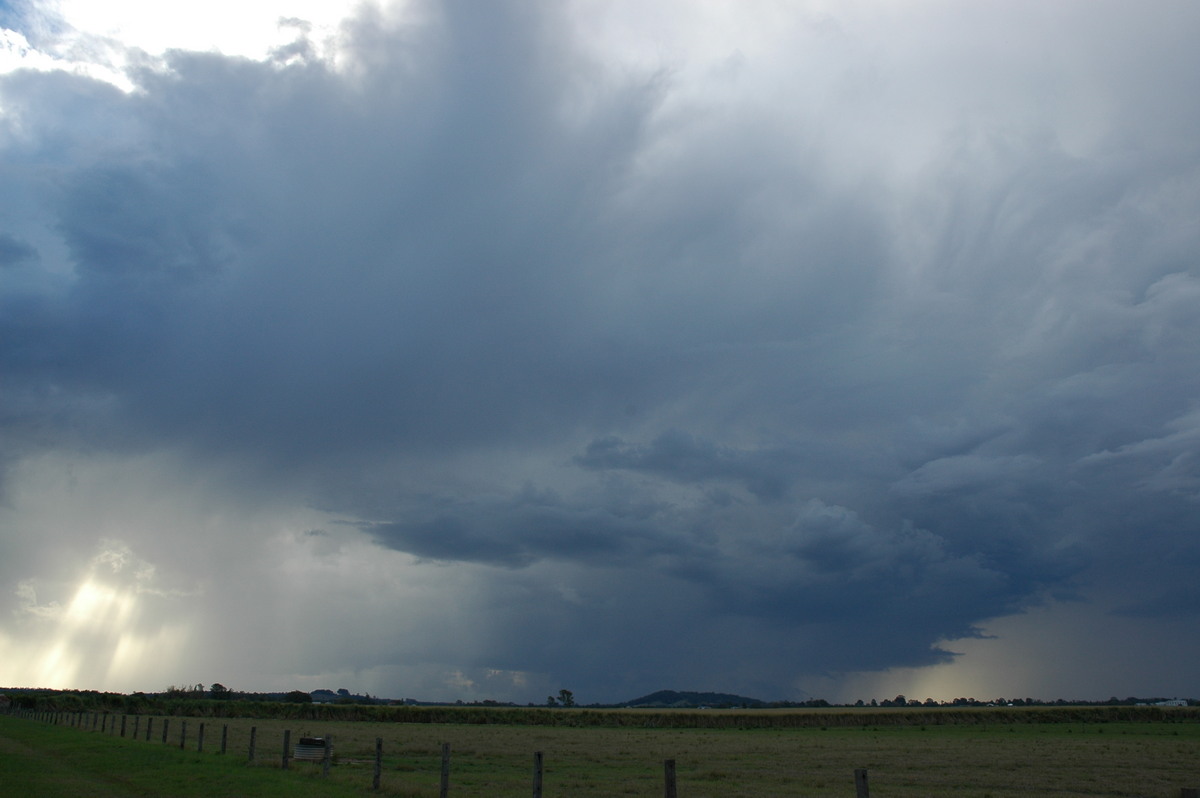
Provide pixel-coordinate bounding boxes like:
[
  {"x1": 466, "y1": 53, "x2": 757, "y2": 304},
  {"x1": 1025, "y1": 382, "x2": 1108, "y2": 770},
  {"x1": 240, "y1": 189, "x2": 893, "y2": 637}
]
[{"x1": 1, "y1": 0, "x2": 363, "y2": 88}]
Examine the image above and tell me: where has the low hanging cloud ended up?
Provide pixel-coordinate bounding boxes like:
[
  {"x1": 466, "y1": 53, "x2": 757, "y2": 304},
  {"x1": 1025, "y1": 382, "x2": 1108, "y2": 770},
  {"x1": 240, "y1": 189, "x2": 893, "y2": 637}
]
[
  {"x1": 576, "y1": 430, "x2": 802, "y2": 500},
  {"x1": 2, "y1": 0, "x2": 1200, "y2": 702}
]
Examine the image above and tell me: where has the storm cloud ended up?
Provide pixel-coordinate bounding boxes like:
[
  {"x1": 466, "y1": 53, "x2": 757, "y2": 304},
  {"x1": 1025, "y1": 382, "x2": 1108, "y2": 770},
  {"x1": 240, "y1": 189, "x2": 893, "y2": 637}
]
[{"x1": 2, "y1": 0, "x2": 1199, "y2": 703}]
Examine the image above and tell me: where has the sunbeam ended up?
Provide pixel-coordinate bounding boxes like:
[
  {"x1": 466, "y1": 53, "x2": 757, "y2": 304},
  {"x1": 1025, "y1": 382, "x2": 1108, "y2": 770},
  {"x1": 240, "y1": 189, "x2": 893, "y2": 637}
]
[{"x1": 0, "y1": 543, "x2": 190, "y2": 691}]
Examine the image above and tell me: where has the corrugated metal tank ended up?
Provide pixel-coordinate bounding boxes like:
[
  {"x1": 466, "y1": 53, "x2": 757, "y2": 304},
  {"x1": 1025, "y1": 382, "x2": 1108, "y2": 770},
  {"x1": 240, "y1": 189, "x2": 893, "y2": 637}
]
[{"x1": 293, "y1": 736, "x2": 330, "y2": 761}]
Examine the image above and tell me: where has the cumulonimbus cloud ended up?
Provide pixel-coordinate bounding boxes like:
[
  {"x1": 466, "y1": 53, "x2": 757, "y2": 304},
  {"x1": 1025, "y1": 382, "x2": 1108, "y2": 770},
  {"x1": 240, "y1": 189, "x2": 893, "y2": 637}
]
[{"x1": 2, "y1": 0, "x2": 1199, "y2": 702}]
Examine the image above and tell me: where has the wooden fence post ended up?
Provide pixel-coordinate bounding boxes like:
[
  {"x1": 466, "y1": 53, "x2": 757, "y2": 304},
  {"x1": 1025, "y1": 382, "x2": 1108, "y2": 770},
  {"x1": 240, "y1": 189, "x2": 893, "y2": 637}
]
[
  {"x1": 146, "y1": 717, "x2": 153, "y2": 741},
  {"x1": 132, "y1": 716, "x2": 139, "y2": 739},
  {"x1": 120, "y1": 715, "x2": 127, "y2": 737},
  {"x1": 197, "y1": 722, "x2": 205, "y2": 753},
  {"x1": 322, "y1": 735, "x2": 332, "y2": 777},
  {"x1": 664, "y1": 758, "x2": 677, "y2": 798},
  {"x1": 373, "y1": 737, "x2": 383, "y2": 791},
  {"x1": 180, "y1": 720, "x2": 187, "y2": 750},
  {"x1": 162, "y1": 718, "x2": 169, "y2": 745},
  {"x1": 855, "y1": 768, "x2": 870, "y2": 798},
  {"x1": 101, "y1": 714, "x2": 108, "y2": 733},
  {"x1": 221, "y1": 724, "x2": 228, "y2": 755},
  {"x1": 248, "y1": 726, "x2": 257, "y2": 762},
  {"x1": 440, "y1": 742, "x2": 451, "y2": 798},
  {"x1": 533, "y1": 750, "x2": 544, "y2": 798},
  {"x1": 282, "y1": 730, "x2": 291, "y2": 770}
]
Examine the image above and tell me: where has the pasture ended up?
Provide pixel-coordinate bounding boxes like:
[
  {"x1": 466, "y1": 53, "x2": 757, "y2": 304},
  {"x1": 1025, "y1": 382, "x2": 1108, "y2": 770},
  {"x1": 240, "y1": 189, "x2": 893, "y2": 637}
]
[{"x1": 4, "y1": 707, "x2": 1198, "y2": 796}]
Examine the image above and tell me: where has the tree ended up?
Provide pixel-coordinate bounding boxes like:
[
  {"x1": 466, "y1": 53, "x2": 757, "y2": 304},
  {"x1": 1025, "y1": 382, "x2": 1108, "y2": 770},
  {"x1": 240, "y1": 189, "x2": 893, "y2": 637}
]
[
  {"x1": 285, "y1": 690, "x2": 312, "y2": 703},
  {"x1": 558, "y1": 689, "x2": 575, "y2": 708},
  {"x1": 209, "y1": 683, "x2": 230, "y2": 699},
  {"x1": 546, "y1": 696, "x2": 558, "y2": 707}
]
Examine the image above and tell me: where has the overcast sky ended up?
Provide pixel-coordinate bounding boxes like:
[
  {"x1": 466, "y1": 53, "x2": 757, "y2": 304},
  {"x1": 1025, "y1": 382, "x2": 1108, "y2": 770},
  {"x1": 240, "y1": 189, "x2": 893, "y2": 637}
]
[{"x1": 2, "y1": 0, "x2": 1199, "y2": 705}]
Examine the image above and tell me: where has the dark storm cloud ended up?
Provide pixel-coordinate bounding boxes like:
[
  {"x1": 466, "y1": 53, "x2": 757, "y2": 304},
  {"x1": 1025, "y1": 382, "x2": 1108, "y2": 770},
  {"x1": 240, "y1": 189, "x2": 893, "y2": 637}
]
[
  {"x1": 3, "y1": 0, "x2": 1200, "y2": 700},
  {"x1": 416, "y1": 493, "x2": 1062, "y2": 696},
  {"x1": 58, "y1": 164, "x2": 229, "y2": 281},
  {"x1": 2, "y1": 4, "x2": 663, "y2": 461},
  {"x1": 576, "y1": 430, "x2": 801, "y2": 500},
  {"x1": 366, "y1": 484, "x2": 687, "y2": 568},
  {"x1": 0, "y1": 233, "x2": 37, "y2": 265}
]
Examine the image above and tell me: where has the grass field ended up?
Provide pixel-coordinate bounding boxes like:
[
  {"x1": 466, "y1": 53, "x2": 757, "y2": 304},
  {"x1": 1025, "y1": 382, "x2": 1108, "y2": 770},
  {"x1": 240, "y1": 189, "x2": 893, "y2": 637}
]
[
  {"x1": 0, "y1": 714, "x2": 367, "y2": 797},
  {"x1": 4, "y1": 709, "x2": 1199, "y2": 796}
]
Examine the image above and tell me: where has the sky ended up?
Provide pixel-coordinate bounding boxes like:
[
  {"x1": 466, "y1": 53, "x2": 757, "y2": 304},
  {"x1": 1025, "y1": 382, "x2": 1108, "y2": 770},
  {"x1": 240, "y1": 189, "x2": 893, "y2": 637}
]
[{"x1": 1, "y1": 0, "x2": 1198, "y2": 706}]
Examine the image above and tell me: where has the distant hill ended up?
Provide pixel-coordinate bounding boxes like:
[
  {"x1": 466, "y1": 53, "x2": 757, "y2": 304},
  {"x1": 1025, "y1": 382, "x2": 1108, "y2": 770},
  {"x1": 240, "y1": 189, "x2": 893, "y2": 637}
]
[{"x1": 623, "y1": 690, "x2": 764, "y2": 708}]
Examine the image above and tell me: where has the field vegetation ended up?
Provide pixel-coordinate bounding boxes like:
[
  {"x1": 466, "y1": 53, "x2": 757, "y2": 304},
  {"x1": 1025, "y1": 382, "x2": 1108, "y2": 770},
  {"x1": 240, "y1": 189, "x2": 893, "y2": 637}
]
[{"x1": 4, "y1": 701, "x2": 1199, "y2": 796}]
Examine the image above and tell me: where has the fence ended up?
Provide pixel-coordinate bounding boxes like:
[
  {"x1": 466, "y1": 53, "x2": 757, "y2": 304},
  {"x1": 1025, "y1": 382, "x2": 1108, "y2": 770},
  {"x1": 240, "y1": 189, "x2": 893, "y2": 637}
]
[{"x1": 5, "y1": 706, "x2": 1199, "y2": 796}]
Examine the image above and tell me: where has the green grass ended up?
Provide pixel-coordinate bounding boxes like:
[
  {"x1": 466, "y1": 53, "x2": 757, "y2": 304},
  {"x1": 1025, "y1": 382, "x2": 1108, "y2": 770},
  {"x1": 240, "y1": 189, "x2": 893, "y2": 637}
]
[
  {"x1": 5, "y1": 712, "x2": 1200, "y2": 796},
  {"x1": 0, "y1": 715, "x2": 370, "y2": 797}
]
